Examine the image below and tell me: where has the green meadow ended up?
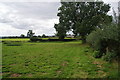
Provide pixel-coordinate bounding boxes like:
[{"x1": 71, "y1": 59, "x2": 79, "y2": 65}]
[{"x1": 2, "y1": 39, "x2": 118, "y2": 78}]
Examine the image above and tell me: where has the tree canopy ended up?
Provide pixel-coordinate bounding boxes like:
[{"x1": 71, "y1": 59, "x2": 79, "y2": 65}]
[{"x1": 54, "y1": 1, "x2": 112, "y2": 42}]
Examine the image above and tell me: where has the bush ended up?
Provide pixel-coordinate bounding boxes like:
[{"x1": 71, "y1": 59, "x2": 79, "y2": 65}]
[
  {"x1": 86, "y1": 29, "x2": 102, "y2": 50},
  {"x1": 87, "y1": 24, "x2": 118, "y2": 50},
  {"x1": 87, "y1": 24, "x2": 119, "y2": 60},
  {"x1": 30, "y1": 36, "x2": 40, "y2": 42},
  {"x1": 102, "y1": 51, "x2": 117, "y2": 62},
  {"x1": 93, "y1": 51, "x2": 103, "y2": 58}
]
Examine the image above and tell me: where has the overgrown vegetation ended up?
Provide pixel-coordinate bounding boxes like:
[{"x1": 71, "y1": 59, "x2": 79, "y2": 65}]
[{"x1": 86, "y1": 16, "x2": 119, "y2": 62}]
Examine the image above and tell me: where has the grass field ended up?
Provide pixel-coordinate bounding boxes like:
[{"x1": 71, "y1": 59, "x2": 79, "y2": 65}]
[
  {"x1": 2, "y1": 40, "x2": 118, "y2": 78},
  {"x1": 0, "y1": 38, "x2": 30, "y2": 42},
  {"x1": 0, "y1": 37, "x2": 76, "y2": 42}
]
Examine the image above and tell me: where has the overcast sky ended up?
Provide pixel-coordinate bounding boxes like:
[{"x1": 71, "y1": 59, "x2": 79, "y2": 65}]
[{"x1": 0, "y1": 0, "x2": 119, "y2": 36}]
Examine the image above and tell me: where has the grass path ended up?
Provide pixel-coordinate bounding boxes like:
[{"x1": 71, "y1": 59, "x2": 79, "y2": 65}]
[{"x1": 2, "y1": 41, "x2": 118, "y2": 78}]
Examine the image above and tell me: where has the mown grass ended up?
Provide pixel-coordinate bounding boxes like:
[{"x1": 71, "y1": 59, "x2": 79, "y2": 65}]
[{"x1": 2, "y1": 41, "x2": 118, "y2": 78}]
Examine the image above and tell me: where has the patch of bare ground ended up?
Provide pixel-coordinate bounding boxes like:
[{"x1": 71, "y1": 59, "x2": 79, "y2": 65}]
[{"x1": 10, "y1": 73, "x2": 21, "y2": 77}]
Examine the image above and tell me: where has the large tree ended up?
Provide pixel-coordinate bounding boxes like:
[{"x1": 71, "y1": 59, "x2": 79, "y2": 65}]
[
  {"x1": 54, "y1": 23, "x2": 67, "y2": 40},
  {"x1": 55, "y1": 1, "x2": 112, "y2": 43},
  {"x1": 54, "y1": 2, "x2": 71, "y2": 40}
]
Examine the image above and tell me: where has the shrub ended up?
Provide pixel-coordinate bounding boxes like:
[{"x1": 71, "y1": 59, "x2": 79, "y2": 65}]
[
  {"x1": 87, "y1": 24, "x2": 118, "y2": 48},
  {"x1": 87, "y1": 24, "x2": 119, "y2": 60},
  {"x1": 102, "y1": 51, "x2": 117, "y2": 62},
  {"x1": 86, "y1": 29, "x2": 102, "y2": 50},
  {"x1": 30, "y1": 36, "x2": 39, "y2": 42},
  {"x1": 93, "y1": 51, "x2": 103, "y2": 58}
]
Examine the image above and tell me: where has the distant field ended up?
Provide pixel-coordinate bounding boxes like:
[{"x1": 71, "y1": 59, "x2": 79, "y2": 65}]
[
  {"x1": 0, "y1": 37, "x2": 77, "y2": 42},
  {"x1": 2, "y1": 41, "x2": 118, "y2": 78},
  {"x1": 0, "y1": 38, "x2": 30, "y2": 41}
]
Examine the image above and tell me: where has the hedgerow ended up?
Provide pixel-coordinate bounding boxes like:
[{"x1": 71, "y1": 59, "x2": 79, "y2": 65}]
[{"x1": 87, "y1": 24, "x2": 119, "y2": 61}]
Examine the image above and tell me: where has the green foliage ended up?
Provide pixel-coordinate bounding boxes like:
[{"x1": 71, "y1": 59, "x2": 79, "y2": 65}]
[
  {"x1": 54, "y1": 24, "x2": 66, "y2": 40},
  {"x1": 87, "y1": 24, "x2": 119, "y2": 50},
  {"x1": 87, "y1": 23, "x2": 119, "y2": 61},
  {"x1": 27, "y1": 30, "x2": 35, "y2": 38},
  {"x1": 30, "y1": 36, "x2": 38, "y2": 42},
  {"x1": 102, "y1": 51, "x2": 117, "y2": 62},
  {"x1": 93, "y1": 51, "x2": 102, "y2": 58},
  {"x1": 86, "y1": 29, "x2": 102, "y2": 50},
  {"x1": 42, "y1": 34, "x2": 46, "y2": 38},
  {"x1": 38, "y1": 35, "x2": 41, "y2": 38},
  {"x1": 55, "y1": 2, "x2": 111, "y2": 43},
  {"x1": 20, "y1": 34, "x2": 25, "y2": 38}
]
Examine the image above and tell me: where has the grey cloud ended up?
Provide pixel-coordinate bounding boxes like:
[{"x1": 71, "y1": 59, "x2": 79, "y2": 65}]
[
  {"x1": 0, "y1": 2, "x2": 59, "y2": 32},
  {"x1": 0, "y1": 18, "x2": 13, "y2": 23},
  {"x1": 10, "y1": 22, "x2": 34, "y2": 30},
  {"x1": 4, "y1": 2, "x2": 60, "y2": 19}
]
